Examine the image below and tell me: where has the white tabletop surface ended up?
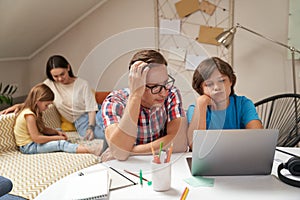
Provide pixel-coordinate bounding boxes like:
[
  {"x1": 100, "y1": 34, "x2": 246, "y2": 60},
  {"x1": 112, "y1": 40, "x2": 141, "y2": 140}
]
[{"x1": 35, "y1": 147, "x2": 300, "y2": 200}]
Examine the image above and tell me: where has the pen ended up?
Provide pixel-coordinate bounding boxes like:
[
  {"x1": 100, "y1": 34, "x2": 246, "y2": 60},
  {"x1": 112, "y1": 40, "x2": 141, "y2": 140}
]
[
  {"x1": 180, "y1": 187, "x2": 189, "y2": 200},
  {"x1": 124, "y1": 169, "x2": 149, "y2": 182},
  {"x1": 159, "y1": 142, "x2": 163, "y2": 158},
  {"x1": 139, "y1": 169, "x2": 143, "y2": 187},
  {"x1": 160, "y1": 151, "x2": 167, "y2": 164},
  {"x1": 124, "y1": 169, "x2": 152, "y2": 186}
]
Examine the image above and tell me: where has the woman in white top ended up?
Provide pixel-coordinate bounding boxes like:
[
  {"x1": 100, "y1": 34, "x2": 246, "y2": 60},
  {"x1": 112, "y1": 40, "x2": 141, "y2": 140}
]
[
  {"x1": 44, "y1": 55, "x2": 105, "y2": 141},
  {"x1": 2, "y1": 55, "x2": 106, "y2": 146}
]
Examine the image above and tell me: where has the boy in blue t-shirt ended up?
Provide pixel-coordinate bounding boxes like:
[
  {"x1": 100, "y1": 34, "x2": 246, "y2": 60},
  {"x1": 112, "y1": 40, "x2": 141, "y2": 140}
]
[{"x1": 187, "y1": 57, "x2": 263, "y2": 148}]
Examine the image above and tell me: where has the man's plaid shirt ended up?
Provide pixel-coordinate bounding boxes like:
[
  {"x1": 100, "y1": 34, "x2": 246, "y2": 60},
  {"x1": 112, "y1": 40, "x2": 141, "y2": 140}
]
[{"x1": 101, "y1": 87, "x2": 185, "y2": 144}]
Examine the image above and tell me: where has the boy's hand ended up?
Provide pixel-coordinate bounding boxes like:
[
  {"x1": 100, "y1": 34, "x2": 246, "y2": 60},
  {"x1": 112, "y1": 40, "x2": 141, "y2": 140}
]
[{"x1": 198, "y1": 94, "x2": 217, "y2": 110}]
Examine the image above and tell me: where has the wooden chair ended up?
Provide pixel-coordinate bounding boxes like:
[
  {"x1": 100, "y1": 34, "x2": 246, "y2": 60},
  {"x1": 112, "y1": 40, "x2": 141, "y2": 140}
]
[{"x1": 254, "y1": 93, "x2": 300, "y2": 147}]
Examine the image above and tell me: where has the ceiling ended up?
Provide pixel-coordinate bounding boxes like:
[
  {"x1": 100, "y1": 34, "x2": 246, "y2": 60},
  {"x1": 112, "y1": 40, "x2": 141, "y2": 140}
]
[{"x1": 0, "y1": 0, "x2": 106, "y2": 61}]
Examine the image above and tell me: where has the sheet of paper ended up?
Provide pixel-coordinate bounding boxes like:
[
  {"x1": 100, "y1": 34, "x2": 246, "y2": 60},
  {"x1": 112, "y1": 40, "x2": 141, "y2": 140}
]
[
  {"x1": 197, "y1": 25, "x2": 224, "y2": 45},
  {"x1": 185, "y1": 54, "x2": 207, "y2": 70},
  {"x1": 160, "y1": 19, "x2": 181, "y2": 35},
  {"x1": 175, "y1": 0, "x2": 200, "y2": 18},
  {"x1": 184, "y1": 176, "x2": 215, "y2": 187},
  {"x1": 69, "y1": 170, "x2": 109, "y2": 200},
  {"x1": 168, "y1": 47, "x2": 186, "y2": 61},
  {"x1": 199, "y1": 0, "x2": 217, "y2": 16}
]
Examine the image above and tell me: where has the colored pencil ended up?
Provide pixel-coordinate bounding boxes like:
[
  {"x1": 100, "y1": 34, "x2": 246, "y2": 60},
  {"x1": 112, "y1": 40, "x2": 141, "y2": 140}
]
[
  {"x1": 166, "y1": 143, "x2": 173, "y2": 163},
  {"x1": 180, "y1": 187, "x2": 189, "y2": 200},
  {"x1": 151, "y1": 142, "x2": 155, "y2": 156},
  {"x1": 124, "y1": 169, "x2": 149, "y2": 182}
]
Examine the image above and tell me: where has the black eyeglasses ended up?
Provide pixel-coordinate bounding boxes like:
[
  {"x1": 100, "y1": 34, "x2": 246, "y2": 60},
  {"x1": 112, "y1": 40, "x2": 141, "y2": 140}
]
[{"x1": 146, "y1": 75, "x2": 175, "y2": 94}]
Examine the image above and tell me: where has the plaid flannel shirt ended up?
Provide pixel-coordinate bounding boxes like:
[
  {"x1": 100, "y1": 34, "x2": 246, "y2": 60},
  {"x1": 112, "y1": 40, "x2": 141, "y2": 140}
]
[{"x1": 101, "y1": 87, "x2": 185, "y2": 144}]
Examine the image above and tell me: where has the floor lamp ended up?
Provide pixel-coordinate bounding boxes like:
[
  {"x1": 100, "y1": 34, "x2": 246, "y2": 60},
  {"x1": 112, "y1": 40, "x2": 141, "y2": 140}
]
[
  {"x1": 216, "y1": 23, "x2": 300, "y2": 95},
  {"x1": 216, "y1": 23, "x2": 300, "y2": 146}
]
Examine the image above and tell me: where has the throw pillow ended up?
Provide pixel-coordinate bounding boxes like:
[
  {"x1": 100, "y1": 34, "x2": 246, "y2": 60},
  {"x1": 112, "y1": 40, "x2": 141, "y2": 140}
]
[
  {"x1": 0, "y1": 113, "x2": 18, "y2": 152},
  {"x1": 61, "y1": 115, "x2": 76, "y2": 132}
]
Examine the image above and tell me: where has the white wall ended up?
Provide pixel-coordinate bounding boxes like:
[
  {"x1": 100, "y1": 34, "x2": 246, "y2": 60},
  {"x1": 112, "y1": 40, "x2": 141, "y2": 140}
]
[
  {"x1": 233, "y1": 0, "x2": 299, "y2": 102},
  {"x1": 0, "y1": 60, "x2": 29, "y2": 97},
  {"x1": 0, "y1": 0, "x2": 298, "y2": 104},
  {"x1": 28, "y1": 0, "x2": 156, "y2": 91}
]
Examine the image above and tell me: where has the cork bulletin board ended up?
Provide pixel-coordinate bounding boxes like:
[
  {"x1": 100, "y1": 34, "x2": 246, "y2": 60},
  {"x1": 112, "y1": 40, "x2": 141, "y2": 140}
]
[{"x1": 156, "y1": 0, "x2": 234, "y2": 109}]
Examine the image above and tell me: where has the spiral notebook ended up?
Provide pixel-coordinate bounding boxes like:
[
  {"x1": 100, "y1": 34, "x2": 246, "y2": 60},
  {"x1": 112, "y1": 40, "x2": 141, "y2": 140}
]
[{"x1": 70, "y1": 169, "x2": 109, "y2": 200}]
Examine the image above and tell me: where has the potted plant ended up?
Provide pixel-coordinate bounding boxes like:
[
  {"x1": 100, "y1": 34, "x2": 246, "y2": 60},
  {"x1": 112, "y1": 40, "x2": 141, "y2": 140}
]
[{"x1": 0, "y1": 83, "x2": 18, "y2": 106}]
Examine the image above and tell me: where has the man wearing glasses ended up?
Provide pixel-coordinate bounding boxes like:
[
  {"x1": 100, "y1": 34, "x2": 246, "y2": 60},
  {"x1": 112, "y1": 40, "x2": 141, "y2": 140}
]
[{"x1": 101, "y1": 49, "x2": 188, "y2": 161}]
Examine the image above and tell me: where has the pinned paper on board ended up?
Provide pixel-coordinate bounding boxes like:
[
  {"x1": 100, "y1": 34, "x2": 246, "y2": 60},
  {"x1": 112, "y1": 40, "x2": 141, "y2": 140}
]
[
  {"x1": 160, "y1": 19, "x2": 181, "y2": 35},
  {"x1": 197, "y1": 25, "x2": 224, "y2": 45},
  {"x1": 168, "y1": 47, "x2": 186, "y2": 62},
  {"x1": 185, "y1": 54, "x2": 207, "y2": 70},
  {"x1": 175, "y1": 0, "x2": 200, "y2": 18},
  {"x1": 199, "y1": 0, "x2": 217, "y2": 16}
]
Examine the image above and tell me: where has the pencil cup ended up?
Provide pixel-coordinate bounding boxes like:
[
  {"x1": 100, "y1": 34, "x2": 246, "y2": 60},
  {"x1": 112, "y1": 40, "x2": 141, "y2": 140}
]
[{"x1": 151, "y1": 161, "x2": 171, "y2": 191}]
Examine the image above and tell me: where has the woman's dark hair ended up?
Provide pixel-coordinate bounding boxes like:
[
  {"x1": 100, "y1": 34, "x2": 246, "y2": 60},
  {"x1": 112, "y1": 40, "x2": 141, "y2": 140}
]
[
  {"x1": 128, "y1": 49, "x2": 168, "y2": 70},
  {"x1": 192, "y1": 57, "x2": 236, "y2": 95},
  {"x1": 46, "y1": 55, "x2": 76, "y2": 81}
]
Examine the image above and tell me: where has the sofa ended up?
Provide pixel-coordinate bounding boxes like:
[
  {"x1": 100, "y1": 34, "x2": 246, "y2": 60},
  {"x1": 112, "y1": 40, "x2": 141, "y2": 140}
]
[{"x1": 0, "y1": 91, "x2": 110, "y2": 200}]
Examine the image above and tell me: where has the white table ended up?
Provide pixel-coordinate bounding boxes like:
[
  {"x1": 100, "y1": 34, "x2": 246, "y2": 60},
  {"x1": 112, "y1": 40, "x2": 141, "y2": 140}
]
[{"x1": 35, "y1": 147, "x2": 300, "y2": 200}]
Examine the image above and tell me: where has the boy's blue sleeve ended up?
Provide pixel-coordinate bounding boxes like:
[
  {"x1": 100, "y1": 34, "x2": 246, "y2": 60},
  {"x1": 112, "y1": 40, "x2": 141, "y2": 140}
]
[
  {"x1": 186, "y1": 104, "x2": 195, "y2": 124},
  {"x1": 241, "y1": 97, "x2": 261, "y2": 126}
]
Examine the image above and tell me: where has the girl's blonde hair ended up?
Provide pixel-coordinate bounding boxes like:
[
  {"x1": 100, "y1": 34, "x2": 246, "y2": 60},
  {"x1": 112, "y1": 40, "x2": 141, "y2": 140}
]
[{"x1": 20, "y1": 83, "x2": 54, "y2": 131}]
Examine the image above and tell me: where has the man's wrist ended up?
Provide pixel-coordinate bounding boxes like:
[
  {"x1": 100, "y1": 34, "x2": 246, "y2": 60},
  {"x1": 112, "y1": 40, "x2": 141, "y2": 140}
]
[
  {"x1": 129, "y1": 93, "x2": 142, "y2": 102},
  {"x1": 118, "y1": 115, "x2": 138, "y2": 138}
]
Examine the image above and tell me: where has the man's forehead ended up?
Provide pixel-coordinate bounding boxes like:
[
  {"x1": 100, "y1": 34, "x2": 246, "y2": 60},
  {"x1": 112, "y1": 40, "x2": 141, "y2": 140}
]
[
  {"x1": 147, "y1": 63, "x2": 166, "y2": 68},
  {"x1": 146, "y1": 65, "x2": 168, "y2": 84}
]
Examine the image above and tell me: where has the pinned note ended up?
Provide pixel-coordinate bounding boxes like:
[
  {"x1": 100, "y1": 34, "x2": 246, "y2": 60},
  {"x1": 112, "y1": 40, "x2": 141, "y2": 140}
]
[
  {"x1": 197, "y1": 25, "x2": 224, "y2": 45},
  {"x1": 160, "y1": 19, "x2": 181, "y2": 35},
  {"x1": 168, "y1": 47, "x2": 186, "y2": 62},
  {"x1": 175, "y1": 0, "x2": 200, "y2": 18}
]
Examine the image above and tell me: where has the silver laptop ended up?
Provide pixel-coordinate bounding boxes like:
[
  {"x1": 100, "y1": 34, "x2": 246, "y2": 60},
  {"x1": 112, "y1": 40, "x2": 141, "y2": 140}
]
[{"x1": 191, "y1": 129, "x2": 279, "y2": 176}]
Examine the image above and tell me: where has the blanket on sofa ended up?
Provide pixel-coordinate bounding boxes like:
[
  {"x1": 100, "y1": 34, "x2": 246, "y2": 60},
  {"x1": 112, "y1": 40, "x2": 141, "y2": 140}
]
[{"x1": 0, "y1": 106, "x2": 100, "y2": 199}]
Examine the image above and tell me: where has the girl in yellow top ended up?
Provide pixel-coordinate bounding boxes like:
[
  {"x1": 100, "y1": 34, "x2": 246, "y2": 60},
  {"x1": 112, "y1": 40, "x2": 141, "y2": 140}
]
[{"x1": 14, "y1": 83, "x2": 102, "y2": 155}]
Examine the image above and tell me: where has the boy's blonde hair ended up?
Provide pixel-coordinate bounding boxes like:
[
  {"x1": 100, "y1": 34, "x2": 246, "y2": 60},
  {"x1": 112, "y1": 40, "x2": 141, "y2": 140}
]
[{"x1": 20, "y1": 83, "x2": 54, "y2": 131}]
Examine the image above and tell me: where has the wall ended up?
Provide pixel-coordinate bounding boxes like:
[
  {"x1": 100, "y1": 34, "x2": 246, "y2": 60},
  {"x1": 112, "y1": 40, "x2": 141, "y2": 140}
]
[
  {"x1": 233, "y1": 0, "x2": 299, "y2": 102},
  {"x1": 0, "y1": 60, "x2": 29, "y2": 97},
  {"x1": 27, "y1": 0, "x2": 156, "y2": 91},
  {"x1": 0, "y1": 0, "x2": 298, "y2": 104}
]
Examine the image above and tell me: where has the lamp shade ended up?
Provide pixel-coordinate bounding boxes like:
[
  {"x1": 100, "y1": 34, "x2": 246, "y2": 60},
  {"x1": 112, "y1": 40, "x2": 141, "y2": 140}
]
[
  {"x1": 216, "y1": 26, "x2": 236, "y2": 48},
  {"x1": 215, "y1": 23, "x2": 299, "y2": 94}
]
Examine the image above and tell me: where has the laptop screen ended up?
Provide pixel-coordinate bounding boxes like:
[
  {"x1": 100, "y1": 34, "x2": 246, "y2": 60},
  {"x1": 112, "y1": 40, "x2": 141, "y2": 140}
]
[{"x1": 191, "y1": 129, "x2": 279, "y2": 176}]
